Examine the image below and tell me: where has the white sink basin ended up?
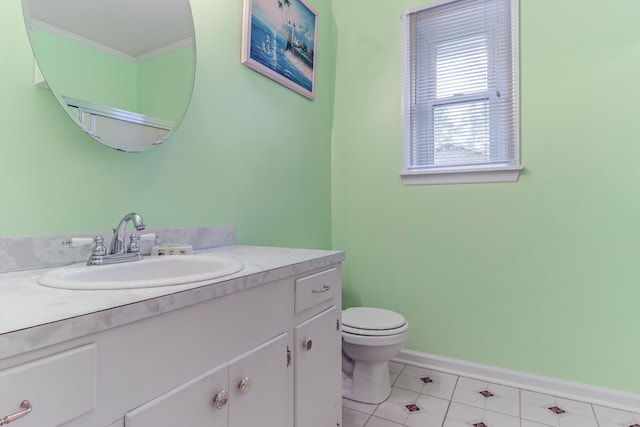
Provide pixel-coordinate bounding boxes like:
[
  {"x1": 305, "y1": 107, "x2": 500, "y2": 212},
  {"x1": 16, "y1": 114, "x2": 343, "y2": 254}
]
[{"x1": 38, "y1": 255, "x2": 245, "y2": 290}]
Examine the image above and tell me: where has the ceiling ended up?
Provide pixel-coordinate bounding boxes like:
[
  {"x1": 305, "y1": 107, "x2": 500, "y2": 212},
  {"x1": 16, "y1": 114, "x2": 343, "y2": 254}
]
[{"x1": 25, "y1": 0, "x2": 194, "y2": 58}]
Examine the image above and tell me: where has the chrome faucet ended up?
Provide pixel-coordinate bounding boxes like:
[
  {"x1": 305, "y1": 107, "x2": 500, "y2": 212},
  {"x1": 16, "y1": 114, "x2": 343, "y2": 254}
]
[
  {"x1": 63, "y1": 213, "x2": 151, "y2": 266},
  {"x1": 109, "y1": 212, "x2": 146, "y2": 255}
]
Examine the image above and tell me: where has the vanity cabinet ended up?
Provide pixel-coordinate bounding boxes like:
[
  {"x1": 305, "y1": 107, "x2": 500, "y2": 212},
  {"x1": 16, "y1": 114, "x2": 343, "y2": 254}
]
[{"x1": 0, "y1": 261, "x2": 342, "y2": 427}]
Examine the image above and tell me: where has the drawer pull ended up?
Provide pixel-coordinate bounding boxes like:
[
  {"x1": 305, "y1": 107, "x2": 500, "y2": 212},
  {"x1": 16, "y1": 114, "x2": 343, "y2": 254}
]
[
  {"x1": 0, "y1": 400, "x2": 32, "y2": 425},
  {"x1": 303, "y1": 339, "x2": 313, "y2": 351},
  {"x1": 312, "y1": 285, "x2": 331, "y2": 294}
]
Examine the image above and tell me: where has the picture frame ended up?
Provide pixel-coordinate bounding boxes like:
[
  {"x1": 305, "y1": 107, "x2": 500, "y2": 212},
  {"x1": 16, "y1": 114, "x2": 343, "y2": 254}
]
[{"x1": 241, "y1": 0, "x2": 318, "y2": 100}]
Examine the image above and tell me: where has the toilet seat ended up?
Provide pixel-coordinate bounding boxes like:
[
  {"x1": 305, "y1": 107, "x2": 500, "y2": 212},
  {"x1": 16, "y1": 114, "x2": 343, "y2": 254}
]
[
  {"x1": 342, "y1": 323, "x2": 408, "y2": 336},
  {"x1": 342, "y1": 307, "x2": 408, "y2": 337},
  {"x1": 341, "y1": 307, "x2": 409, "y2": 404}
]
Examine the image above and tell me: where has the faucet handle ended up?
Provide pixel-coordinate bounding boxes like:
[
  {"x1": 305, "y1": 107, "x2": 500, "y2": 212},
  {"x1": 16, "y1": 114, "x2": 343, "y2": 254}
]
[
  {"x1": 127, "y1": 233, "x2": 155, "y2": 253},
  {"x1": 62, "y1": 237, "x2": 94, "y2": 247},
  {"x1": 127, "y1": 234, "x2": 141, "y2": 253},
  {"x1": 91, "y1": 236, "x2": 107, "y2": 257},
  {"x1": 138, "y1": 233, "x2": 156, "y2": 241},
  {"x1": 86, "y1": 236, "x2": 107, "y2": 266}
]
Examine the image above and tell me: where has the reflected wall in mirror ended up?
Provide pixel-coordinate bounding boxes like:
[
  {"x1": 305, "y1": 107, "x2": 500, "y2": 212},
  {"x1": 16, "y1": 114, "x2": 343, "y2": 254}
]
[{"x1": 22, "y1": 0, "x2": 197, "y2": 152}]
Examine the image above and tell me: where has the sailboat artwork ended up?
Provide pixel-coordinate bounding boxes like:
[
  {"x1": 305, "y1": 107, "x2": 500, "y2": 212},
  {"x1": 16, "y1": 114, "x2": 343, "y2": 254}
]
[{"x1": 242, "y1": 0, "x2": 318, "y2": 100}]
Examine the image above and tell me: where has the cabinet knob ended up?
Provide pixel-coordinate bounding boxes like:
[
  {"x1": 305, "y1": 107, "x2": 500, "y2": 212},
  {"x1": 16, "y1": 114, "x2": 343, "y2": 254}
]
[
  {"x1": 238, "y1": 377, "x2": 252, "y2": 395},
  {"x1": 213, "y1": 390, "x2": 228, "y2": 409},
  {"x1": 303, "y1": 339, "x2": 313, "y2": 351},
  {"x1": 0, "y1": 400, "x2": 32, "y2": 425}
]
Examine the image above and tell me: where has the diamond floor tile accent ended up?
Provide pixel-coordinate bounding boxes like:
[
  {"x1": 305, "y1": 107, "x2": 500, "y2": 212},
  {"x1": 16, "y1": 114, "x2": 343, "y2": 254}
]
[
  {"x1": 444, "y1": 402, "x2": 520, "y2": 427},
  {"x1": 451, "y1": 377, "x2": 519, "y2": 418},
  {"x1": 393, "y1": 365, "x2": 458, "y2": 401},
  {"x1": 548, "y1": 405, "x2": 566, "y2": 415}
]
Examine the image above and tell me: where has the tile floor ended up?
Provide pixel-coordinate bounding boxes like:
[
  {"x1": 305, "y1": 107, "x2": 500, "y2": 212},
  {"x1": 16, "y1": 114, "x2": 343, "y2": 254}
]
[{"x1": 342, "y1": 362, "x2": 640, "y2": 427}]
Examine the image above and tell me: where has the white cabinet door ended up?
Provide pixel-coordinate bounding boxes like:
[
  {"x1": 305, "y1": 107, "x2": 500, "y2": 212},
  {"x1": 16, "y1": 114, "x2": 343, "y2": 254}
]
[
  {"x1": 125, "y1": 363, "x2": 228, "y2": 427},
  {"x1": 294, "y1": 306, "x2": 341, "y2": 427},
  {"x1": 125, "y1": 333, "x2": 292, "y2": 427},
  {"x1": 229, "y1": 332, "x2": 293, "y2": 427}
]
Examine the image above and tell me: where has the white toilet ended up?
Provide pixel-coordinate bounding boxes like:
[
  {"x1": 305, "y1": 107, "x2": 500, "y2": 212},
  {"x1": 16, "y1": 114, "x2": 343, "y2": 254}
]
[{"x1": 341, "y1": 307, "x2": 409, "y2": 404}]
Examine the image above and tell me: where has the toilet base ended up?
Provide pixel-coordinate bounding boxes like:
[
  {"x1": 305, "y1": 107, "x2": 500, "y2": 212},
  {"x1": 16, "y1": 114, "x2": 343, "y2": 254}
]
[{"x1": 342, "y1": 360, "x2": 391, "y2": 404}]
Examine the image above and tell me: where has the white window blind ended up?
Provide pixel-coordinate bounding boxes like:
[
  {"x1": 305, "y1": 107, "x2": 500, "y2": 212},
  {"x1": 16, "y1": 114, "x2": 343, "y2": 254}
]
[{"x1": 402, "y1": 0, "x2": 520, "y2": 185}]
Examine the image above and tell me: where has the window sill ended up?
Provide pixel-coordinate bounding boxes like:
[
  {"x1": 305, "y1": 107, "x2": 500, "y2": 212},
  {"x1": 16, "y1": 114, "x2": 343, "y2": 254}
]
[{"x1": 401, "y1": 166, "x2": 523, "y2": 185}]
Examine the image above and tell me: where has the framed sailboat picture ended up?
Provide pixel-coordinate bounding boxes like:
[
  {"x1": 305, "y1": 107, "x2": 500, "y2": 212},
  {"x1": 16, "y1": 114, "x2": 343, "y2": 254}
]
[{"x1": 241, "y1": 0, "x2": 318, "y2": 100}]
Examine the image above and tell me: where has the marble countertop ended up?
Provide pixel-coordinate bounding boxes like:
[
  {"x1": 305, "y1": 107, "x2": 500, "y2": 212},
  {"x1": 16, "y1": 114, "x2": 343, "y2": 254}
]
[{"x1": 0, "y1": 245, "x2": 345, "y2": 360}]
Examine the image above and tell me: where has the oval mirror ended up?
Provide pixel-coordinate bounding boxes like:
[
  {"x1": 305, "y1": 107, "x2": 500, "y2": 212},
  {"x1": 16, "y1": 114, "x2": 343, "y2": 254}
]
[{"x1": 21, "y1": 0, "x2": 196, "y2": 152}]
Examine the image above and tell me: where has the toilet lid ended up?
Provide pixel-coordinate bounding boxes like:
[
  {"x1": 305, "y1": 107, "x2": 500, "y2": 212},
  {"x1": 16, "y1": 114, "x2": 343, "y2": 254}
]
[{"x1": 342, "y1": 307, "x2": 406, "y2": 331}]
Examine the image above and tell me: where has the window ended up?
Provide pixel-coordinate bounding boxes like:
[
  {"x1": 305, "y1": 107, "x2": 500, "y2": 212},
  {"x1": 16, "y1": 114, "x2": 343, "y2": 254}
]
[{"x1": 401, "y1": 0, "x2": 521, "y2": 185}]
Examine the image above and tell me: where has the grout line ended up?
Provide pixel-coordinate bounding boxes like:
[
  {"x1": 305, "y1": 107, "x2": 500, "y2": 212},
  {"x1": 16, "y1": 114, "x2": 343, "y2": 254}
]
[
  {"x1": 363, "y1": 411, "x2": 372, "y2": 427},
  {"x1": 441, "y1": 374, "x2": 460, "y2": 427},
  {"x1": 441, "y1": 398, "x2": 452, "y2": 427}
]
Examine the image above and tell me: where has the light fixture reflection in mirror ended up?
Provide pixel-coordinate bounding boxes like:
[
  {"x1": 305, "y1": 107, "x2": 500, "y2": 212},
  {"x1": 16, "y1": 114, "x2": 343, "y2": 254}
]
[{"x1": 21, "y1": 0, "x2": 197, "y2": 152}]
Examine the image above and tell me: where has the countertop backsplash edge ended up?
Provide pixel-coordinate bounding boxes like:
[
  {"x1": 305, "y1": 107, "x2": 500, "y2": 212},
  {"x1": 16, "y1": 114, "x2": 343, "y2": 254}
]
[{"x1": 0, "y1": 226, "x2": 237, "y2": 274}]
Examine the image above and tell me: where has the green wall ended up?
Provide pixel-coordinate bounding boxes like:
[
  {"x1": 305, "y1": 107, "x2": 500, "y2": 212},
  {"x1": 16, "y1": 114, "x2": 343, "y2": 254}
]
[
  {"x1": 0, "y1": 0, "x2": 333, "y2": 249},
  {"x1": 138, "y1": 47, "x2": 194, "y2": 121},
  {"x1": 332, "y1": 0, "x2": 640, "y2": 394}
]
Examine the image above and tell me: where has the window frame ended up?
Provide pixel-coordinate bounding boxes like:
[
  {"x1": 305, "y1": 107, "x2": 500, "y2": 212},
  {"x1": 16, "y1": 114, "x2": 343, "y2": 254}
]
[{"x1": 401, "y1": 0, "x2": 522, "y2": 185}]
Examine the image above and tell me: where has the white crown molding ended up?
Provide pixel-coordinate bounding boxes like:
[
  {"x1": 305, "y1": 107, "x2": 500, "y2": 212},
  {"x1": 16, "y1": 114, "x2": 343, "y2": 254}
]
[
  {"x1": 32, "y1": 19, "x2": 136, "y2": 62},
  {"x1": 394, "y1": 349, "x2": 640, "y2": 413},
  {"x1": 31, "y1": 19, "x2": 191, "y2": 63},
  {"x1": 137, "y1": 38, "x2": 193, "y2": 62}
]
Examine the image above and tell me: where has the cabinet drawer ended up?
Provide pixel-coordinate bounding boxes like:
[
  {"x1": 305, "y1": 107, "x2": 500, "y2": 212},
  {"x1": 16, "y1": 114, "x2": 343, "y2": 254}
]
[
  {"x1": 0, "y1": 344, "x2": 96, "y2": 427},
  {"x1": 295, "y1": 267, "x2": 340, "y2": 314}
]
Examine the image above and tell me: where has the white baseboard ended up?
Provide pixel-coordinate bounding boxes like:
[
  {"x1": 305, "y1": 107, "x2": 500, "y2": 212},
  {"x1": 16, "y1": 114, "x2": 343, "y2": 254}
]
[{"x1": 393, "y1": 349, "x2": 640, "y2": 413}]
